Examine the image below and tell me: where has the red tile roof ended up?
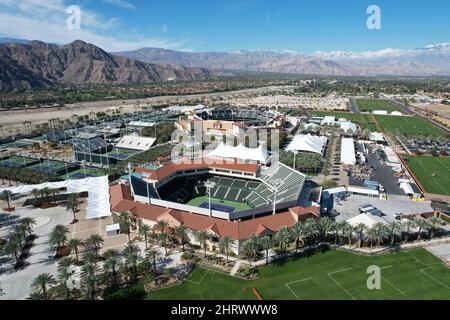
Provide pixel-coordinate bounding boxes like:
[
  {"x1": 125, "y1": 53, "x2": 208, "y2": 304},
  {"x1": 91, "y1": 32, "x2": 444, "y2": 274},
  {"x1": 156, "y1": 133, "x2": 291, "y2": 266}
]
[{"x1": 109, "y1": 184, "x2": 319, "y2": 241}]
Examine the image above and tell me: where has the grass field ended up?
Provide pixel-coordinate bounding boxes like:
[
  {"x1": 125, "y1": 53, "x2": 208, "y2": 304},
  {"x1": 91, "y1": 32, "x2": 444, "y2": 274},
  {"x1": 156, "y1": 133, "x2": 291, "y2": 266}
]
[
  {"x1": 309, "y1": 111, "x2": 378, "y2": 132},
  {"x1": 186, "y1": 195, "x2": 251, "y2": 212},
  {"x1": 406, "y1": 156, "x2": 450, "y2": 196},
  {"x1": 375, "y1": 115, "x2": 448, "y2": 138},
  {"x1": 148, "y1": 249, "x2": 450, "y2": 300},
  {"x1": 356, "y1": 99, "x2": 402, "y2": 113}
]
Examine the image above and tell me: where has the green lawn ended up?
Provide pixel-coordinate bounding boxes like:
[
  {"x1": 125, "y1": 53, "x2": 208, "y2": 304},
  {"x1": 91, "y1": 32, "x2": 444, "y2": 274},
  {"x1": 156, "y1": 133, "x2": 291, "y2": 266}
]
[
  {"x1": 309, "y1": 111, "x2": 378, "y2": 132},
  {"x1": 148, "y1": 249, "x2": 450, "y2": 300},
  {"x1": 375, "y1": 115, "x2": 448, "y2": 138},
  {"x1": 356, "y1": 99, "x2": 403, "y2": 113},
  {"x1": 406, "y1": 156, "x2": 450, "y2": 196},
  {"x1": 186, "y1": 195, "x2": 251, "y2": 212}
]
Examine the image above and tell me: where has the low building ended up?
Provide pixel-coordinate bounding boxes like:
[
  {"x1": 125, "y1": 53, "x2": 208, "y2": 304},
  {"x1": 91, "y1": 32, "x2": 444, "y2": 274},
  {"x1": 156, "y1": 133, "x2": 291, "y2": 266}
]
[
  {"x1": 285, "y1": 134, "x2": 327, "y2": 155},
  {"x1": 341, "y1": 138, "x2": 356, "y2": 165},
  {"x1": 115, "y1": 135, "x2": 156, "y2": 152}
]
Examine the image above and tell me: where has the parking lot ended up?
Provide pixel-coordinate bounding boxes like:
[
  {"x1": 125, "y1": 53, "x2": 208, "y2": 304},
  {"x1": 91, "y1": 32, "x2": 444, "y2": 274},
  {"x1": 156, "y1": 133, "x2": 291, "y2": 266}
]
[{"x1": 334, "y1": 194, "x2": 434, "y2": 222}]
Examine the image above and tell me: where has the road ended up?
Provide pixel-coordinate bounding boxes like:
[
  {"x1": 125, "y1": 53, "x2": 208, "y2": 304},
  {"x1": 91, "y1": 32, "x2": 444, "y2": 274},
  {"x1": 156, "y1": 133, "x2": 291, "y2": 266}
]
[{"x1": 348, "y1": 97, "x2": 360, "y2": 113}]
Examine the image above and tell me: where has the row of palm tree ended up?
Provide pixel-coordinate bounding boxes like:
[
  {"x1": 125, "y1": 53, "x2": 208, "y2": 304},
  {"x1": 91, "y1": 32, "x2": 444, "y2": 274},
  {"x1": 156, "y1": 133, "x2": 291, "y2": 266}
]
[
  {"x1": 237, "y1": 216, "x2": 446, "y2": 263},
  {"x1": 29, "y1": 243, "x2": 166, "y2": 300},
  {"x1": 3, "y1": 217, "x2": 37, "y2": 266},
  {"x1": 0, "y1": 165, "x2": 60, "y2": 185},
  {"x1": 30, "y1": 187, "x2": 62, "y2": 206}
]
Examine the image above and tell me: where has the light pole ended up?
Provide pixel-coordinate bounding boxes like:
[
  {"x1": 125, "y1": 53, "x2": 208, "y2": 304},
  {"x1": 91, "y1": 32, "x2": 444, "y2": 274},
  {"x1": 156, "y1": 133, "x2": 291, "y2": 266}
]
[
  {"x1": 204, "y1": 180, "x2": 216, "y2": 217},
  {"x1": 270, "y1": 179, "x2": 283, "y2": 215}
]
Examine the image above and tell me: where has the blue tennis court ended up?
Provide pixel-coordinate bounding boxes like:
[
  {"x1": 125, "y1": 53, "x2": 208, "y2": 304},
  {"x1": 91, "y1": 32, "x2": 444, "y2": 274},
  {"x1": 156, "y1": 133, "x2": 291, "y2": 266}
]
[{"x1": 199, "y1": 202, "x2": 235, "y2": 213}]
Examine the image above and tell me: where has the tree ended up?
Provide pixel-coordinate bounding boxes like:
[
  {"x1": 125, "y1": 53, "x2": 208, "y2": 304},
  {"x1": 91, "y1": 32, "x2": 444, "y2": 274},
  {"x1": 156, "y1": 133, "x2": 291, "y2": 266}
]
[
  {"x1": 415, "y1": 219, "x2": 429, "y2": 241},
  {"x1": 0, "y1": 190, "x2": 13, "y2": 210},
  {"x1": 428, "y1": 216, "x2": 442, "y2": 239},
  {"x1": 218, "y1": 236, "x2": 235, "y2": 263},
  {"x1": 388, "y1": 221, "x2": 402, "y2": 245},
  {"x1": 67, "y1": 238, "x2": 84, "y2": 262},
  {"x1": 80, "y1": 262, "x2": 99, "y2": 300},
  {"x1": 146, "y1": 249, "x2": 162, "y2": 274},
  {"x1": 195, "y1": 231, "x2": 210, "y2": 257},
  {"x1": 123, "y1": 244, "x2": 141, "y2": 283},
  {"x1": 49, "y1": 225, "x2": 69, "y2": 252},
  {"x1": 354, "y1": 223, "x2": 366, "y2": 248},
  {"x1": 19, "y1": 217, "x2": 36, "y2": 237},
  {"x1": 259, "y1": 236, "x2": 273, "y2": 264},
  {"x1": 118, "y1": 212, "x2": 132, "y2": 242},
  {"x1": 31, "y1": 273, "x2": 57, "y2": 299},
  {"x1": 366, "y1": 225, "x2": 384, "y2": 253},
  {"x1": 241, "y1": 235, "x2": 261, "y2": 265},
  {"x1": 274, "y1": 227, "x2": 291, "y2": 252},
  {"x1": 290, "y1": 222, "x2": 306, "y2": 253},
  {"x1": 65, "y1": 193, "x2": 80, "y2": 222},
  {"x1": 157, "y1": 231, "x2": 169, "y2": 256},
  {"x1": 156, "y1": 220, "x2": 169, "y2": 233},
  {"x1": 403, "y1": 219, "x2": 416, "y2": 243},
  {"x1": 139, "y1": 224, "x2": 151, "y2": 250},
  {"x1": 4, "y1": 238, "x2": 20, "y2": 264},
  {"x1": 56, "y1": 257, "x2": 73, "y2": 300},
  {"x1": 84, "y1": 234, "x2": 104, "y2": 258},
  {"x1": 174, "y1": 225, "x2": 188, "y2": 252},
  {"x1": 103, "y1": 249, "x2": 122, "y2": 285},
  {"x1": 304, "y1": 218, "x2": 320, "y2": 243},
  {"x1": 318, "y1": 217, "x2": 333, "y2": 242}
]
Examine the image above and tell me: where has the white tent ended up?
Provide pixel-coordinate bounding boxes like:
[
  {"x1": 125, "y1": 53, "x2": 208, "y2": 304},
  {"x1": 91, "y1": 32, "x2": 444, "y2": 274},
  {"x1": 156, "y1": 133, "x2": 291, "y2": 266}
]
[
  {"x1": 321, "y1": 116, "x2": 335, "y2": 125},
  {"x1": 340, "y1": 121, "x2": 357, "y2": 133},
  {"x1": 347, "y1": 213, "x2": 389, "y2": 228},
  {"x1": 116, "y1": 135, "x2": 156, "y2": 151},
  {"x1": 207, "y1": 143, "x2": 268, "y2": 164},
  {"x1": 0, "y1": 176, "x2": 111, "y2": 220},
  {"x1": 341, "y1": 138, "x2": 356, "y2": 165},
  {"x1": 285, "y1": 134, "x2": 328, "y2": 155}
]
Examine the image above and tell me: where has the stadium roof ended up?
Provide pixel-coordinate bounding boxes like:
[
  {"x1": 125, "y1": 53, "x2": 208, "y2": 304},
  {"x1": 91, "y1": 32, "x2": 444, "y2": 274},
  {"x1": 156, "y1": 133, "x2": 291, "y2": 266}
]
[
  {"x1": 110, "y1": 184, "x2": 319, "y2": 241},
  {"x1": 208, "y1": 143, "x2": 269, "y2": 164},
  {"x1": 341, "y1": 138, "x2": 356, "y2": 165},
  {"x1": 285, "y1": 134, "x2": 327, "y2": 155},
  {"x1": 116, "y1": 135, "x2": 156, "y2": 151}
]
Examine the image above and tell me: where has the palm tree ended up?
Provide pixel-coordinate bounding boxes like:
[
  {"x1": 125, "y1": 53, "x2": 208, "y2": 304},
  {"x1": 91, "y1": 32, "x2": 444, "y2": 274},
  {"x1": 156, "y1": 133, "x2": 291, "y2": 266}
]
[
  {"x1": 156, "y1": 220, "x2": 169, "y2": 233},
  {"x1": 31, "y1": 273, "x2": 57, "y2": 299},
  {"x1": 259, "y1": 236, "x2": 273, "y2": 264},
  {"x1": 340, "y1": 222, "x2": 353, "y2": 246},
  {"x1": 80, "y1": 262, "x2": 99, "y2": 300},
  {"x1": 174, "y1": 225, "x2": 188, "y2": 252},
  {"x1": 49, "y1": 225, "x2": 69, "y2": 252},
  {"x1": 118, "y1": 212, "x2": 132, "y2": 242},
  {"x1": 274, "y1": 227, "x2": 291, "y2": 252},
  {"x1": 388, "y1": 221, "x2": 402, "y2": 245},
  {"x1": 195, "y1": 231, "x2": 210, "y2": 257},
  {"x1": 241, "y1": 235, "x2": 261, "y2": 265},
  {"x1": 354, "y1": 223, "x2": 366, "y2": 248},
  {"x1": 318, "y1": 217, "x2": 333, "y2": 242},
  {"x1": 103, "y1": 249, "x2": 122, "y2": 285},
  {"x1": 146, "y1": 249, "x2": 162, "y2": 274},
  {"x1": 56, "y1": 257, "x2": 73, "y2": 300},
  {"x1": 402, "y1": 219, "x2": 416, "y2": 243},
  {"x1": 123, "y1": 244, "x2": 141, "y2": 282},
  {"x1": 428, "y1": 216, "x2": 442, "y2": 239},
  {"x1": 65, "y1": 193, "x2": 79, "y2": 222},
  {"x1": 304, "y1": 218, "x2": 320, "y2": 244},
  {"x1": 0, "y1": 190, "x2": 13, "y2": 210},
  {"x1": 67, "y1": 238, "x2": 84, "y2": 262},
  {"x1": 366, "y1": 225, "x2": 384, "y2": 253},
  {"x1": 218, "y1": 236, "x2": 235, "y2": 263},
  {"x1": 31, "y1": 188, "x2": 40, "y2": 205},
  {"x1": 19, "y1": 217, "x2": 36, "y2": 237},
  {"x1": 84, "y1": 234, "x2": 104, "y2": 258},
  {"x1": 290, "y1": 222, "x2": 306, "y2": 253},
  {"x1": 157, "y1": 231, "x2": 169, "y2": 256},
  {"x1": 4, "y1": 238, "x2": 20, "y2": 264},
  {"x1": 139, "y1": 224, "x2": 151, "y2": 250},
  {"x1": 332, "y1": 221, "x2": 341, "y2": 244},
  {"x1": 415, "y1": 219, "x2": 429, "y2": 241}
]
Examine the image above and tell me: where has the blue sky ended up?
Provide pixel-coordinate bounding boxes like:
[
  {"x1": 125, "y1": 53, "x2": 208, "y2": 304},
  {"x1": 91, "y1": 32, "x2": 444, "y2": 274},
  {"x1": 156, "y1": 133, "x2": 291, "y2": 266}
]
[{"x1": 0, "y1": 0, "x2": 448, "y2": 52}]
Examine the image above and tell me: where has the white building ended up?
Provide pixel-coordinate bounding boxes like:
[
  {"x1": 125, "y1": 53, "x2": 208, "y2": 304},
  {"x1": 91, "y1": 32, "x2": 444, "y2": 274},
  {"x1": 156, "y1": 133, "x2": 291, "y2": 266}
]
[
  {"x1": 207, "y1": 143, "x2": 269, "y2": 164},
  {"x1": 321, "y1": 116, "x2": 336, "y2": 125},
  {"x1": 341, "y1": 138, "x2": 356, "y2": 165},
  {"x1": 116, "y1": 135, "x2": 156, "y2": 151}
]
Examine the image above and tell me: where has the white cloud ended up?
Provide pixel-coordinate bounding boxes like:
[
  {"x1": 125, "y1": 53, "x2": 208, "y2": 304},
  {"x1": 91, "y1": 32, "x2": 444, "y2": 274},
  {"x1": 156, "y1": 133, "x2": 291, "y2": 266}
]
[
  {"x1": 102, "y1": 0, "x2": 136, "y2": 11},
  {"x1": 0, "y1": 0, "x2": 190, "y2": 51}
]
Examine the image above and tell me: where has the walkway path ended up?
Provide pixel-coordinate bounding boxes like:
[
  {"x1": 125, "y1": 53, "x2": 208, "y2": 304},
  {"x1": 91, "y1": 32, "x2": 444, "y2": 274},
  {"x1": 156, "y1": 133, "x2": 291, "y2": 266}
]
[{"x1": 229, "y1": 260, "x2": 242, "y2": 276}]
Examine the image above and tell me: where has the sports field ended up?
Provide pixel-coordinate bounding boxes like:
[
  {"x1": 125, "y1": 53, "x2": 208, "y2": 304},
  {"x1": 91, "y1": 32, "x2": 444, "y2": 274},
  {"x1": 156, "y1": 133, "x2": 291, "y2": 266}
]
[
  {"x1": 60, "y1": 167, "x2": 104, "y2": 180},
  {"x1": 28, "y1": 160, "x2": 68, "y2": 174},
  {"x1": 356, "y1": 99, "x2": 402, "y2": 113},
  {"x1": 375, "y1": 115, "x2": 448, "y2": 138},
  {"x1": 187, "y1": 195, "x2": 251, "y2": 212},
  {"x1": 148, "y1": 249, "x2": 450, "y2": 300},
  {"x1": 0, "y1": 156, "x2": 38, "y2": 168},
  {"x1": 309, "y1": 111, "x2": 378, "y2": 132},
  {"x1": 406, "y1": 156, "x2": 450, "y2": 196}
]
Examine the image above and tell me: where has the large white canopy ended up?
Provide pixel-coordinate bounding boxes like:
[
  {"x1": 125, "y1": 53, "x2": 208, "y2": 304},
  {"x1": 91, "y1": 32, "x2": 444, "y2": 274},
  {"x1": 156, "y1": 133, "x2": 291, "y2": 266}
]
[
  {"x1": 116, "y1": 135, "x2": 156, "y2": 151},
  {"x1": 347, "y1": 213, "x2": 389, "y2": 228},
  {"x1": 0, "y1": 176, "x2": 111, "y2": 220},
  {"x1": 285, "y1": 134, "x2": 327, "y2": 155},
  {"x1": 208, "y1": 143, "x2": 268, "y2": 164},
  {"x1": 341, "y1": 138, "x2": 356, "y2": 165},
  {"x1": 340, "y1": 121, "x2": 357, "y2": 133}
]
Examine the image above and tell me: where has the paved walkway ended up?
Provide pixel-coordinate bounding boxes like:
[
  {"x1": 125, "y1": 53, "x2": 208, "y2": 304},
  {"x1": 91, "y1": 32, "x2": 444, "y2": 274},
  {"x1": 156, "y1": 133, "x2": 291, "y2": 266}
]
[{"x1": 229, "y1": 260, "x2": 242, "y2": 276}]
